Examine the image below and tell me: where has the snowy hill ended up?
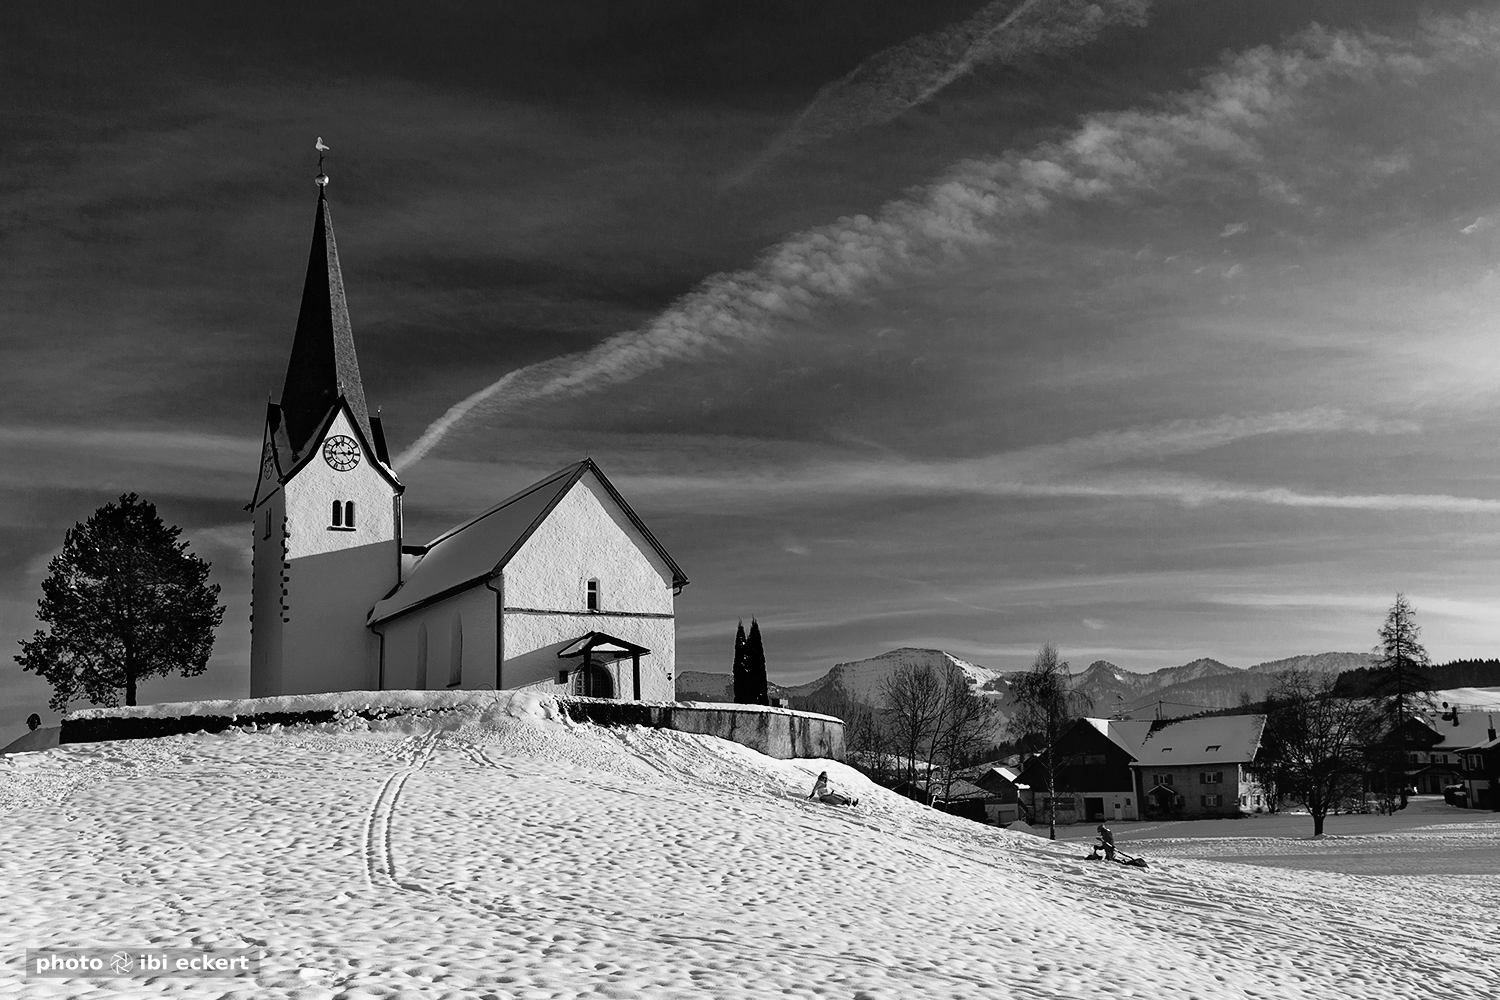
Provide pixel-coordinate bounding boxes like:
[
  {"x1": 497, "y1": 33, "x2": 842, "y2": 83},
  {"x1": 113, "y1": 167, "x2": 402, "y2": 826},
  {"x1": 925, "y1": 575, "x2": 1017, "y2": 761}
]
[
  {"x1": 0, "y1": 726, "x2": 58, "y2": 754},
  {"x1": 0, "y1": 691, "x2": 1494, "y2": 998}
]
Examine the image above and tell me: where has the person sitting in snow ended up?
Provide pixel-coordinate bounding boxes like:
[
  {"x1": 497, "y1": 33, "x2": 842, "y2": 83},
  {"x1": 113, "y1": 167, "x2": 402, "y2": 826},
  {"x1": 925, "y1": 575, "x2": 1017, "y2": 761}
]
[
  {"x1": 1096, "y1": 818, "x2": 1116, "y2": 861},
  {"x1": 809, "y1": 771, "x2": 858, "y2": 807}
]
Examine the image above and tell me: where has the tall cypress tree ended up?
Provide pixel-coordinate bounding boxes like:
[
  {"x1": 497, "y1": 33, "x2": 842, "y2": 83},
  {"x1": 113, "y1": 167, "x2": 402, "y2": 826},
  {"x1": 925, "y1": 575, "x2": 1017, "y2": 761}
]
[
  {"x1": 746, "y1": 618, "x2": 768, "y2": 705},
  {"x1": 731, "y1": 620, "x2": 748, "y2": 704}
]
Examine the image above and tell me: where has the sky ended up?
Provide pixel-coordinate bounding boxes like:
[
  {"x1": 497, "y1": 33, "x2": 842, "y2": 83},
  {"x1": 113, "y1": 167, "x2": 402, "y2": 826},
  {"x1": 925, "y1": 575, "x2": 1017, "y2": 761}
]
[{"x1": 6, "y1": 0, "x2": 1500, "y2": 741}]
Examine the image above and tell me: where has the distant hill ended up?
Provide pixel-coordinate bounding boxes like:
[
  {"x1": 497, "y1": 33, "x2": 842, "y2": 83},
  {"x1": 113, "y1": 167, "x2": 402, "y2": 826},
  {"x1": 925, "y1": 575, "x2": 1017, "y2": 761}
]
[{"x1": 781, "y1": 648, "x2": 1009, "y2": 705}]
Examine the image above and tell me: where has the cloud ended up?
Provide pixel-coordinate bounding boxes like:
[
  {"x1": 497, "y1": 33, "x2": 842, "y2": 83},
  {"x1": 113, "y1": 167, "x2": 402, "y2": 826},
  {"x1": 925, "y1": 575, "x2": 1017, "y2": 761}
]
[
  {"x1": 1219, "y1": 222, "x2": 1249, "y2": 237},
  {"x1": 1461, "y1": 216, "x2": 1490, "y2": 234},
  {"x1": 609, "y1": 409, "x2": 1490, "y2": 515},
  {"x1": 395, "y1": 19, "x2": 1463, "y2": 470},
  {"x1": 733, "y1": 0, "x2": 1155, "y2": 182}
]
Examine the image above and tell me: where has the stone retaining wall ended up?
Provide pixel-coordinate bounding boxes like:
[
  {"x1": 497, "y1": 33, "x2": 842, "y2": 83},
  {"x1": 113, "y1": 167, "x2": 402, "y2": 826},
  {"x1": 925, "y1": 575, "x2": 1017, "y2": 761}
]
[{"x1": 60, "y1": 696, "x2": 845, "y2": 762}]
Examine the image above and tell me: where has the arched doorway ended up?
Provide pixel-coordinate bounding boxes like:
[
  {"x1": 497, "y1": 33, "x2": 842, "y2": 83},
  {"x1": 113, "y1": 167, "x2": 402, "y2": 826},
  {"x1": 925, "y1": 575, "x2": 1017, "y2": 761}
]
[{"x1": 571, "y1": 664, "x2": 614, "y2": 699}]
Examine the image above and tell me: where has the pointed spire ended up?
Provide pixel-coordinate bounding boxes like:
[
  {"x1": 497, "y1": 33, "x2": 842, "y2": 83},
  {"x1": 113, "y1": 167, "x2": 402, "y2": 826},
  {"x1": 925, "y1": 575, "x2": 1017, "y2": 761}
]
[{"x1": 278, "y1": 183, "x2": 373, "y2": 457}]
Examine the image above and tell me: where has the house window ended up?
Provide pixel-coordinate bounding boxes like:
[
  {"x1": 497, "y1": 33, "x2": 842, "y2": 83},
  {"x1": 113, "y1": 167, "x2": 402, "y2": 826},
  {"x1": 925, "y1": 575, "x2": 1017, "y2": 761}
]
[
  {"x1": 1154, "y1": 774, "x2": 1173, "y2": 787},
  {"x1": 1201, "y1": 771, "x2": 1223, "y2": 785},
  {"x1": 1202, "y1": 794, "x2": 1222, "y2": 807},
  {"x1": 586, "y1": 578, "x2": 600, "y2": 611},
  {"x1": 262, "y1": 510, "x2": 271, "y2": 539},
  {"x1": 1205, "y1": 744, "x2": 1221, "y2": 752},
  {"x1": 345, "y1": 501, "x2": 355, "y2": 527},
  {"x1": 331, "y1": 501, "x2": 342, "y2": 527}
]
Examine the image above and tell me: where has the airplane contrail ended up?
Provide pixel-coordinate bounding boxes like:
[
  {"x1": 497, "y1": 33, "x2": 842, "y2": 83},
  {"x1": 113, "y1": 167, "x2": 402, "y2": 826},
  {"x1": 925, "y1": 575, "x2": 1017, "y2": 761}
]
[
  {"x1": 394, "y1": 17, "x2": 1425, "y2": 472},
  {"x1": 727, "y1": 0, "x2": 1153, "y2": 186}
]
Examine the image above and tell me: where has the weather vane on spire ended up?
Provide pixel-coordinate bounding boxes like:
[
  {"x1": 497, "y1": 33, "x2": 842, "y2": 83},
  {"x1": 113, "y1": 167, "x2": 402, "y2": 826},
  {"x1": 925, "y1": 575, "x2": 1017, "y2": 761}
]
[{"x1": 315, "y1": 136, "x2": 330, "y2": 188}]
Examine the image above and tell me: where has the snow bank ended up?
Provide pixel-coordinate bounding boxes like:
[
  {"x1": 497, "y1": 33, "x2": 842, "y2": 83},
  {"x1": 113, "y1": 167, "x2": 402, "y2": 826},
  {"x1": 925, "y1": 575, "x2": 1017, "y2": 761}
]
[{"x1": 2, "y1": 710, "x2": 1497, "y2": 998}]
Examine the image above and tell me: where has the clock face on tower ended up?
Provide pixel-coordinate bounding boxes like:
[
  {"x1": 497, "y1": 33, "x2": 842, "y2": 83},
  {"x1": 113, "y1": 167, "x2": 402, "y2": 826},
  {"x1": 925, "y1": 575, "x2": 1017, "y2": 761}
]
[{"x1": 322, "y1": 435, "x2": 361, "y2": 472}]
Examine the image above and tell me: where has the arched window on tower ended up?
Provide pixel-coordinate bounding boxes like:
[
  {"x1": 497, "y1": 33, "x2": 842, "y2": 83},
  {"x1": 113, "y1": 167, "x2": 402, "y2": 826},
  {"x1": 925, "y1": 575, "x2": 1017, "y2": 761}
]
[{"x1": 330, "y1": 500, "x2": 356, "y2": 530}]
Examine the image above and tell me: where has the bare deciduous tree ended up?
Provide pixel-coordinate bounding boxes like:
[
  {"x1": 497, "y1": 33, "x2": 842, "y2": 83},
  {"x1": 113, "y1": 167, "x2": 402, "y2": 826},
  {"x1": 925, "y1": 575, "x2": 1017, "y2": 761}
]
[
  {"x1": 882, "y1": 664, "x2": 944, "y2": 786},
  {"x1": 1007, "y1": 643, "x2": 1092, "y2": 840},
  {"x1": 1256, "y1": 669, "x2": 1381, "y2": 836}
]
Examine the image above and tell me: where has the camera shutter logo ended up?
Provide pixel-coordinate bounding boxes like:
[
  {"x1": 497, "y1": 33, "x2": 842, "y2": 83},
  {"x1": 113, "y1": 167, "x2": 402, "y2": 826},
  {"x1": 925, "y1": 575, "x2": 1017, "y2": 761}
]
[{"x1": 109, "y1": 952, "x2": 134, "y2": 975}]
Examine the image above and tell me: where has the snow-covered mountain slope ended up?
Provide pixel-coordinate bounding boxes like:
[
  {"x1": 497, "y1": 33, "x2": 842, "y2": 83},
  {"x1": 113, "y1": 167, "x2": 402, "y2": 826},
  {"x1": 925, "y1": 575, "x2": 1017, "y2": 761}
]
[
  {"x1": 782, "y1": 647, "x2": 1009, "y2": 704},
  {"x1": 0, "y1": 692, "x2": 1494, "y2": 999}
]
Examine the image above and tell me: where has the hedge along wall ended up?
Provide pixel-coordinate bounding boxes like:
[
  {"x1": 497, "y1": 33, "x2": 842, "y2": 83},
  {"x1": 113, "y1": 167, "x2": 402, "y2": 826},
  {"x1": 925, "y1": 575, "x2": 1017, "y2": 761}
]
[{"x1": 60, "y1": 696, "x2": 846, "y2": 762}]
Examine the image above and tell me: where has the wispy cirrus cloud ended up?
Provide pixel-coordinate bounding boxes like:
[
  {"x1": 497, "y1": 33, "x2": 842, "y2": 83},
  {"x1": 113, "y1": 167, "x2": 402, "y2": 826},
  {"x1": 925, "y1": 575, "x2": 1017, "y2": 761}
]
[
  {"x1": 732, "y1": 0, "x2": 1154, "y2": 182},
  {"x1": 394, "y1": 19, "x2": 1467, "y2": 470},
  {"x1": 605, "y1": 408, "x2": 1498, "y2": 515}
]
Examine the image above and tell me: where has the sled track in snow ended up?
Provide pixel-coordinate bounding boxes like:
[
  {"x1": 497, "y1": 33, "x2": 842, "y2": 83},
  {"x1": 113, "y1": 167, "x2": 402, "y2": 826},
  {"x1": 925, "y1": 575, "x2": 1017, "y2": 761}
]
[{"x1": 364, "y1": 734, "x2": 439, "y2": 891}]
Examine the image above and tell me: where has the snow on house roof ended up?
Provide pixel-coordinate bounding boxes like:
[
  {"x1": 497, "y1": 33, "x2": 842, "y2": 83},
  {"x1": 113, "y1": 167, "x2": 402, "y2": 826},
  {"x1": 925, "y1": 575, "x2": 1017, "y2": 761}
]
[
  {"x1": 1085, "y1": 718, "x2": 1153, "y2": 758},
  {"x1": 1410, "y1": 711, "x2": 1500, "y2": 751},
  {"x1": 368, "y1": 459, "x2": 687, "y2": 624},
  {"x1": 1134, "y1": 714, "x2": 1265, "y2": 766}
]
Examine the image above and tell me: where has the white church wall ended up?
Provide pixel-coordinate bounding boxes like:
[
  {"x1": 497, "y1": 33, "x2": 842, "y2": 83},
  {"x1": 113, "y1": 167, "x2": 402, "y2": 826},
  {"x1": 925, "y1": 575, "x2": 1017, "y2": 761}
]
[
  {"x1": 282, "y1": 411, "x2": 398, "y2": 561},
  {"x1": 375, "y1": 585, "x2": 498, "y2": 692},
  {"x1": 502, "y1": 613, "x2": 675, "y2": 701},
  {"x1": 501, "y1": 473, "x2": 676, "y2": 700},
  {"x1": 249, "y1": 488, "x2": 286, "y2": 698},
  {"x1": 504, "y1": 474, "x2": 674, "y2": 615},
  {"x1": 274, "y1": 409, "x2": 399, "y2": 695}
]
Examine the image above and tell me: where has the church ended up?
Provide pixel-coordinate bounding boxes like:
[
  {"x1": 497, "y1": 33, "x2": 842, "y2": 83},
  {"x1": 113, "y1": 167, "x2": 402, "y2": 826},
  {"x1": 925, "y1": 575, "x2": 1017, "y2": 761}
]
[{"x1": 247, "y1": 175, "x2": 688, "y2": 702}]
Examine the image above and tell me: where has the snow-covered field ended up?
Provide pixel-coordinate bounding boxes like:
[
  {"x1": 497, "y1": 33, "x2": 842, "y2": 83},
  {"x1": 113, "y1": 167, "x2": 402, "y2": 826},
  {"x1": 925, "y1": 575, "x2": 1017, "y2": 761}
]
[{"x1": 2, "y1": 693, "x2": 1497, "y2": 999}]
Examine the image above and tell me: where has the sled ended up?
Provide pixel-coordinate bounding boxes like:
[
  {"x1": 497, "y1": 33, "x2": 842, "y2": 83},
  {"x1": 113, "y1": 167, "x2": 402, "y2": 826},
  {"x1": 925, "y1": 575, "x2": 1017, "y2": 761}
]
[{"x1": 1084, "y1": 844, "x2": 1148, "y2": 868}]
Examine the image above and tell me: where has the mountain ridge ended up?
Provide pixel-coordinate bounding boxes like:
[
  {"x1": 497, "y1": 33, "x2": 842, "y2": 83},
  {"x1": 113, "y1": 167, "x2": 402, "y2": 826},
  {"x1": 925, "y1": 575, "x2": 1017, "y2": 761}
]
[{"x1": 683, "y1": 648, "x2": 1378, "y2": 720}]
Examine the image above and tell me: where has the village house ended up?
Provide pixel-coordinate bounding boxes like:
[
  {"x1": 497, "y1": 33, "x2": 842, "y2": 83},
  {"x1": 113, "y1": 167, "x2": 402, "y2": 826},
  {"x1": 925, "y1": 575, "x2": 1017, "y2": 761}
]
[
  {"x1": 970, "y1": 765, "x2": 1028, "y2": 825},
  {"x1": 1395, "y1": 710, "x2": 1496, "y2": 797},
  {"x1": 1016, "y1": 718, "x2": 1151, "y2": 824},
  {"x1": 248, "y1": 180, "x2": 687, "y2": 701},
  {"x1": 1451, "y1": 713, "x2": 1500, "y2": 810},
  {"x1": 1132, "y1": 715, "x2": 1267, "y2": 819}
]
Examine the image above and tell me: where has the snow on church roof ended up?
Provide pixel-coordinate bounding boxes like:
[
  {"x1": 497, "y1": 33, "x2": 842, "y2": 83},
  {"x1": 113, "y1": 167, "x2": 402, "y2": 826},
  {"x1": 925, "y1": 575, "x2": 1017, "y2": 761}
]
[{"x1": 368, "y1": 459, "x2": 687, "y2": 625}]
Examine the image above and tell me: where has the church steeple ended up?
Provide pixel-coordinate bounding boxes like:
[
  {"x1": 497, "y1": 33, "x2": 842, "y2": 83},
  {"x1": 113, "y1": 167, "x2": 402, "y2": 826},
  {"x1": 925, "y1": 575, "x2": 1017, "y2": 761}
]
[{"x1": 278, "y1": 183, "x2": 373, "y2": 458}]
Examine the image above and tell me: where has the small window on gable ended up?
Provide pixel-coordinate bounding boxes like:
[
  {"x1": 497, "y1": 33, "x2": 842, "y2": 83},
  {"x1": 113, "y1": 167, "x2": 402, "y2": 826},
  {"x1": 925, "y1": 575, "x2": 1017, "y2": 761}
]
[
  {"x1": 262, "y1": 510, "x2": 271, "y2": 539},
  {"x1": 344, "y1": 501, "x2": 356, "y2": 527},
  {"x1": 331, "y1": 501, "x2": 342, "y2": 527},
  {"x1": 586, "y1": 578, "x2": 600, "y2": 612},
  {"x1": 1205, "y1": 744, "x2": 1221, "y2": 752}
]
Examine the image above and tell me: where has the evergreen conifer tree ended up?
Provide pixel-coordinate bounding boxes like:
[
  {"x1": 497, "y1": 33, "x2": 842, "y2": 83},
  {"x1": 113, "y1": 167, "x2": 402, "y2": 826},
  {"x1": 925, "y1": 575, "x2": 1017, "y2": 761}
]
[
  {"x1": 746, "y1": 618, "x2": 769, "y2": 705},
  {"x1": 17, "y1": 493, "x2": 224, "y2": 710},
  {"x1": 732, "y1": 620, "x2": 748, "y2": 703}
]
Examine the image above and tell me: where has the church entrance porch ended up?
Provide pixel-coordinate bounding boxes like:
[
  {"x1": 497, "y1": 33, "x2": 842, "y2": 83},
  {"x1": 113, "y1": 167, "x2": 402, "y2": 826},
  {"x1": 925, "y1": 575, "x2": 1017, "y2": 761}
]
[{"x1": 557, "y1": 632, "x2": 651, "y2": 701}]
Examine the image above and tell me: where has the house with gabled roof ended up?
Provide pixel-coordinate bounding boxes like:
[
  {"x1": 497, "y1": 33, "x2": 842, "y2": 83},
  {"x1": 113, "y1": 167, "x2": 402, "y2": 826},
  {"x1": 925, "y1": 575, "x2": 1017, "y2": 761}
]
[
  {"x1": 1131, "y1": 715, "x2": 1266, "y2": 819},
  {"x1": 249, "y1": 176, "x2": 687, "y2": 701},
  {"x1": 1393, "y1": 711, "x2": 1497, "y2": 797},
  {"x1": 1016, "y1": 717, "x2": 1145, "y2": 824}
]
